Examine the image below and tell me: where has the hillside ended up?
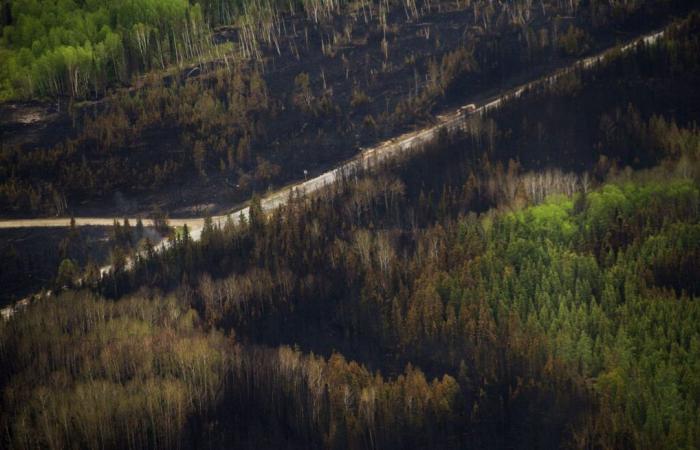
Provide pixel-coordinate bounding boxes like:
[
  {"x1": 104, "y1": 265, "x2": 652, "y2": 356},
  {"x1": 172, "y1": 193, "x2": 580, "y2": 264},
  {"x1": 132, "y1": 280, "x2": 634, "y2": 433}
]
[{"x1": 1, "y1": 10, "x2": 700, "y2": 450}]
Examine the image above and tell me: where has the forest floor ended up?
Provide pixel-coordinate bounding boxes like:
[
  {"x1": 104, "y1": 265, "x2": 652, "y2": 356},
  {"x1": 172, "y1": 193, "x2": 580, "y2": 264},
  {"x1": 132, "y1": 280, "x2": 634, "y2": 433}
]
[
  {"x1": 1, "y1": 1, "x2": 690, "y2": 220},
  {"x1": 0, "y1": 26, "x2": 667, "y2": 234}
]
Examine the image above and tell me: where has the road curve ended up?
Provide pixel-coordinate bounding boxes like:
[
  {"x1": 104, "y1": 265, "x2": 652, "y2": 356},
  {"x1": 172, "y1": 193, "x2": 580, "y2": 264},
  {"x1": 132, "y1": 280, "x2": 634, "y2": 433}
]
[{"x1": 0, "y1": 30, "x2": 665, "y2": 240}]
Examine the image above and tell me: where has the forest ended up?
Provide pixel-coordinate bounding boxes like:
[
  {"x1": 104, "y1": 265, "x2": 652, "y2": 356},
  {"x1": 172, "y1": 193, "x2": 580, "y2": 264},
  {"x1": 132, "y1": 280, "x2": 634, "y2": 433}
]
[
  {"x1": 1, "y1": 10, "x2": 699, "y2": 450},
  {"x1": 1, "y1": 0, "x2": 687, "y2": 100},
  {"x1": 0, "y1": 0, "x2": 696, "y2": 218},
  {"x1": 0, "y1": 0, "x2": 214, "y2": 99}
]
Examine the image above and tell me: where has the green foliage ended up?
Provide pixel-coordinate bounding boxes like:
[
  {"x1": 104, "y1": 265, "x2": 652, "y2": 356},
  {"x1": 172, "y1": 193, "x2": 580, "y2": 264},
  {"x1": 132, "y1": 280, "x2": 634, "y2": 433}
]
[
  {"x1": 508, "y1": 196, "x2": 576, "y2": 243},
  {"x1": 55, "y1": 257, "x2": 78, "y2": 287},
  {"x1": 0, "y1": 0, "x2": 213, "y2": 98}
]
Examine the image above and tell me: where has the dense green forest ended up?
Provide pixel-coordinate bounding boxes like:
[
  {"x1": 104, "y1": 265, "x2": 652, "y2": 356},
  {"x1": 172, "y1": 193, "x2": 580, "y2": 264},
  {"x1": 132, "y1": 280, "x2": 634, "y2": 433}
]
[
  {"x1": 1, "y1": 12, "x2": 700, "y2": 449},
  {"x1": 0, "y1": 0, "x2": 695, "y2": 217},
  {"x1": 0, "y1": 0, "x2": 216, "y2": 99}
]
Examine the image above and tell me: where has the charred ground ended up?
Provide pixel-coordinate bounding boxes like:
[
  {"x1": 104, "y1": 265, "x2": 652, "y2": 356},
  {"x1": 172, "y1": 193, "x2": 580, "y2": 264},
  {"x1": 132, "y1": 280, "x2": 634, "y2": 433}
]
[{"x1": 0, "y1": 0, "x2": 695, "y2": 218}]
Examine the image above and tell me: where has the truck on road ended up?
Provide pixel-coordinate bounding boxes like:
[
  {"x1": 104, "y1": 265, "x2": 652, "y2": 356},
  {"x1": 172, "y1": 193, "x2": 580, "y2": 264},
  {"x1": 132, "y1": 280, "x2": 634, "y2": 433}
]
[{"x1": 459, "y1": 103, "x2": 477, "y2": 115}]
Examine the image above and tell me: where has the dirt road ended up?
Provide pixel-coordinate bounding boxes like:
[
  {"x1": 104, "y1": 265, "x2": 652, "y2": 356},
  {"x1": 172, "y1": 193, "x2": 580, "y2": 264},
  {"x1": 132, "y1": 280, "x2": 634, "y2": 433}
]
[
  {"x1": 0, "y1": 28, "x2": 667, "y2": 320},
  {"x1": 0, "y1": 29, "x2": 664, "y2": 237}
]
